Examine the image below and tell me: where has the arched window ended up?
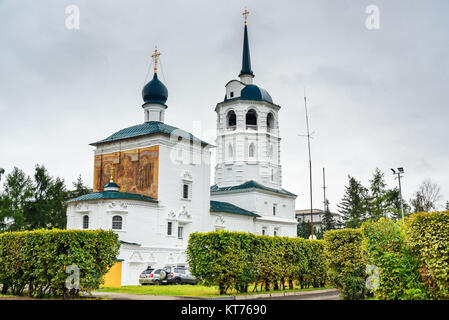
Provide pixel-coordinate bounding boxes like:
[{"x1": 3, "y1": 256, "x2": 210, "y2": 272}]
[
  {"x1": 228, "y1": 144, "x2": 234, "y2": 159},
  {"x1": 249, "y1": 143, "x2": 255, "y2": 158},
  {"x1": 226, "y1": 110, "x2": 236, "y2": 130},
  {"x1": 82, "y1": 215, "x2": 89, "y2": 229},
  {"x1": 245, "y1": 109, "x2": 257, "y2": 130},
  {"x1": 112, "y1": 215, "x2": 122, "y2": 230},
  {"x1": 267, "y1": 113, "x2": 274, "y2": 131}
]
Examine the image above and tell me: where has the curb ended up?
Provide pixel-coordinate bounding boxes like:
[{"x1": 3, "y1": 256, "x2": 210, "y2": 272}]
[{"x1": 195, "y1": 288, "x2": 338, "y2": 300}]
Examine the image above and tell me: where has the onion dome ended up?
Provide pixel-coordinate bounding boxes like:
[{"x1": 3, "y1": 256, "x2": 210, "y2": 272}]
[
  {"x1": 142, "y1": 73, "x2": 168, "y2": 105},
  {"x1": 104, "y1": 171, "x2": 120, "y2": 192}
]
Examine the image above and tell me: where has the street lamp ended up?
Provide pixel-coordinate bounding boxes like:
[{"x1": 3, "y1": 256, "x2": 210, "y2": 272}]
[{"x1": 391, "y1": 167, "x2": 405, "y2": 224}]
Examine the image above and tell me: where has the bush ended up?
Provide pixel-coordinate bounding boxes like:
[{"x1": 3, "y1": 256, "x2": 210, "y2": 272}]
[
  {"x1": 187, "y1": 230, "x2": 326, "y2": 295},
  {"x1": 406, "y1": 211, "x2": 449, "y2": 299},
  {"x1": 0, "y1": 229, "x2": 119, "y2": 298},
  {"x1": 361, "y1": 218, "x2": 429, "y2": 300},
  {"x1": 323, "y1": 229, "x2": 366, "y2": 299}
]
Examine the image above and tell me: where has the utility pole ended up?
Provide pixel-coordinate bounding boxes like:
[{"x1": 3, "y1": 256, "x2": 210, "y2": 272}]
[{"x1": 391, "y1": 168, "x2": 405, "y2": 224}]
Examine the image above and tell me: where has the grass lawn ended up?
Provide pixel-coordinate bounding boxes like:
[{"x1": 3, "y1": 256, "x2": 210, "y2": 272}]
[{"x1": 95, "y1": 284, "x2": 333, "y2": 297}]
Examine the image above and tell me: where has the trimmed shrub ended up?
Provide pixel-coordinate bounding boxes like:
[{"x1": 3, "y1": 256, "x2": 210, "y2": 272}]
[
  {"x1": 361, "y1": 218, "x2": 429, "y2": 300},
  {"x1": 406, "y1": 211, "x2": 449, "y2": 299},
  {"x1": 323, "y1": 229, "x2": 366, "y2": 299},
  {"x1": 187, "y1": 230, "x2": 326, "y2": 295},
  {"x1": 0, "y1": 229, "x2": 119, "y2": 298}
]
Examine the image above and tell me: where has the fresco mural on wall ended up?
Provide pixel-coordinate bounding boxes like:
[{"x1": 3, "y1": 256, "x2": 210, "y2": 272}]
[{"x1": 93, "y1": 146, "x2": 159, "y2": 199}]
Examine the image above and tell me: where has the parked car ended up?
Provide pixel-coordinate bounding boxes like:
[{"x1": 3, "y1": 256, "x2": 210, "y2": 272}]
[
  {"x1": 138, "y1": 268, "x2": 160, "y2": 285},
  {"x1": 160, "y1": 266, "x2": 197, "y2": 285}
]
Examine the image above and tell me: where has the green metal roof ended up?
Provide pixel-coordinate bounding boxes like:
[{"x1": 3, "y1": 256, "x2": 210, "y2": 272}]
[
  {"x1": 210, "y1": 200, "x2": 260, "y2": 217},
  {"x1": 210, "y1": 180, "x2": 296, "y2": 197},
  {"x1": 67, "y1": 191, "x2": 157, "y2": 203},
  {"x1": 90, "y1": 121, "x2": 209, "y2": 146}
]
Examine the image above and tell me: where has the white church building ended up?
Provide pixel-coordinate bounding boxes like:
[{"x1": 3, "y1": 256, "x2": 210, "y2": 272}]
[{"x1": 66, "y1": 13, "x2": 298, "y2": 286}]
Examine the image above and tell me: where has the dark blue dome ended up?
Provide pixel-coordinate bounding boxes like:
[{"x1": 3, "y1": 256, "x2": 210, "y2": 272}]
[
  {"x1": 142, "y1": 73, "x2": 168, "y2": 105},
  {"x1": 240, "y1": 84, "x2": 273, "y2": 103}
]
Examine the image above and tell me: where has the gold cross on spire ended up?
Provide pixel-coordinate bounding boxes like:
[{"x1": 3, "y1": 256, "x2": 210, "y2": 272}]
[
  {"x1": 152, "y1": 47, "x2": 161, "y2": 74},
  {"x1": 242, "y1": 8, "x2": 249, "y2": 26}
]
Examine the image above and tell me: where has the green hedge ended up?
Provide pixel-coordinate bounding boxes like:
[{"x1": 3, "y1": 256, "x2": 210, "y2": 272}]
[
  {"x1": 186, "y1": 231, "x2": 326, "y2": 295},
  {"x1": 406, "y1": 211, "x2": 449, "y2": 299},
  {"x1": 0, "y1": 229, "x2": 120, "y2": 298},
  {"x1": 361, "y1": 218, "x2": 429, "y2": 300},
  {"x1": 323, "y1": 229, "x2": 366, "y2": 299}
]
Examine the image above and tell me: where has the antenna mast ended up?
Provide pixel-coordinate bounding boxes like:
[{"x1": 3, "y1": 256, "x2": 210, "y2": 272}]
[{"x1": 304, "y1": 88, "x2": 314, "y2": 239}]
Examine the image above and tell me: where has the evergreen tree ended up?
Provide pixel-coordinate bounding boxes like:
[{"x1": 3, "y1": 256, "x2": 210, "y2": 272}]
[
  {"x1": 321, "y1": 199, "x2": 336, "y2": 231},
  {"x1": 297, "y1": 220, "x2": 318, "y2": 239},
  {"x1": 384, "y1": 187, "x2": 410, "y2": 221},
  {"x1": 368, "y1": 168, "x2": 387, "y2": 220},
  {"x1": 23, "y1": 165, "x2": 68, "y2": 229},
  {"x1": 0, "y1": 167, "x2": 33, "y2": 231},
  {"x1": 337, "y1": 175, "x2": 369, "y2": 228},
  {"x1": 445, "y1": 201, "x2": 449, "y2": 211},
  {"x1": 69, "y1": 174, "x2": 92, "y2": 198}
]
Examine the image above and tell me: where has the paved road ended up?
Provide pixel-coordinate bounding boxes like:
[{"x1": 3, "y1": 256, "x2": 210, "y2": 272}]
[
  {"x1": 88, "y1": 291, "x2": 202, "y2": 300},
  {"x1": 89, "y1": 289, "x2": 339, "y2": 301}
]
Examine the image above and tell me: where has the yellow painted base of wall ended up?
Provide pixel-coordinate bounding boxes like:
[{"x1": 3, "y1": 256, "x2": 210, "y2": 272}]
[{"x1": 101, "y1": 261, "x2": 122, "y2": 288}]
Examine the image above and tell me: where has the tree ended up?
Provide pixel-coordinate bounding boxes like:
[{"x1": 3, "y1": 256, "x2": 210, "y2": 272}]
[
  {"x1": 297, "y1": 220, "x2": 319, "y2": 239},
  {"x1": 446, "y1": 201, "x2": 449, "y2": 211},
  {"x1": 23, "y1": 165, "x2": 68, "y2": 229},
  {"x1": 367, "y1": 168, "x2": 388, "y2": 220},
  {"x1": 410, "y1": 179, "x2": 442, "y2": 213},
  {"x1": 69, "y1": 175, "x2": 92, "y2": 199},
  {"x1": 338, "y1": 175, "x2": 369, "y2": 228},
  {"x1": 0, "y1": 167, "x2": 33, "y2": 231},
  {"x1": 384, "y1": 187, "x2": 410, "y2": 220},
  {"x1": 322, "y1": 200, "x2": 336, "y2": 231}
]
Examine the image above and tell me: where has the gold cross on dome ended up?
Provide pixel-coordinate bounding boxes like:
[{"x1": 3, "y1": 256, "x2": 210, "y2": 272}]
[
  {"x1": 152, "y1": 47, "x2": 161, "y2": 73},
  {"x1": 242, "y1": 9, "x2": 249, "y2": 25},
  {"x1": 110, "y1": 166, "x2": 115, "y2": 182}
]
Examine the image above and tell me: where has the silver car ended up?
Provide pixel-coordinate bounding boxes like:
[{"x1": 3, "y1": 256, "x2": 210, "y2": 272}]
[
  {"x1": 161, "y1": 266, "x2": 198, "y2": 285},
  {"x1": 139, "y1": 268, "x2": 163, "y2": 285}
]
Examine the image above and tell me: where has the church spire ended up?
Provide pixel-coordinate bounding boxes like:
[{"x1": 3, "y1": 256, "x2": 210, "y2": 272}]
[{"x1": 239, "y1": 9, "x2": 254, "y2": 84}]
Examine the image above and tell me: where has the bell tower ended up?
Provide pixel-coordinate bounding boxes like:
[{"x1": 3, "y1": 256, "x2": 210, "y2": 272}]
[{"x1": 214, "y1": 10, "x2": 283, "y2": 190}]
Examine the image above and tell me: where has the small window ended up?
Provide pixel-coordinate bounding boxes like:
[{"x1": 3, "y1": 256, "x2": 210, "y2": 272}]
[
  {"x1": 183, "y1": 184, "x2": 189, "y2": 199},
  {"x1": 178, "y1": 226, "x2": 184, "y2": 239},
  {"x1": 274, "y1": 230, "x2": 277, "y2": 236},
  {"x1": 262, "y1": 228, "x2": 266, "y2": 236},
  {"x1": 167, "y1": 222, "x2": 173, "y2": 236},
  {"x1": 82, "y1": 215, "x2": 89, "y2": 229},
  {"x1": 230, "y1": 91, "x2": 234, "y2": 98},
  {"x1": 273, "y1": 205, "x2": 276, "y2": 216},
  {"x1": 112, "y1": 215, "x2": 122, "y2": 230}
]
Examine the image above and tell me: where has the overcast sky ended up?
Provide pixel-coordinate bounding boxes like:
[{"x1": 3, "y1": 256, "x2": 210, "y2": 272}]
[{"x1": 0, "y1": 0, "x2": 448, "y2": 212}]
